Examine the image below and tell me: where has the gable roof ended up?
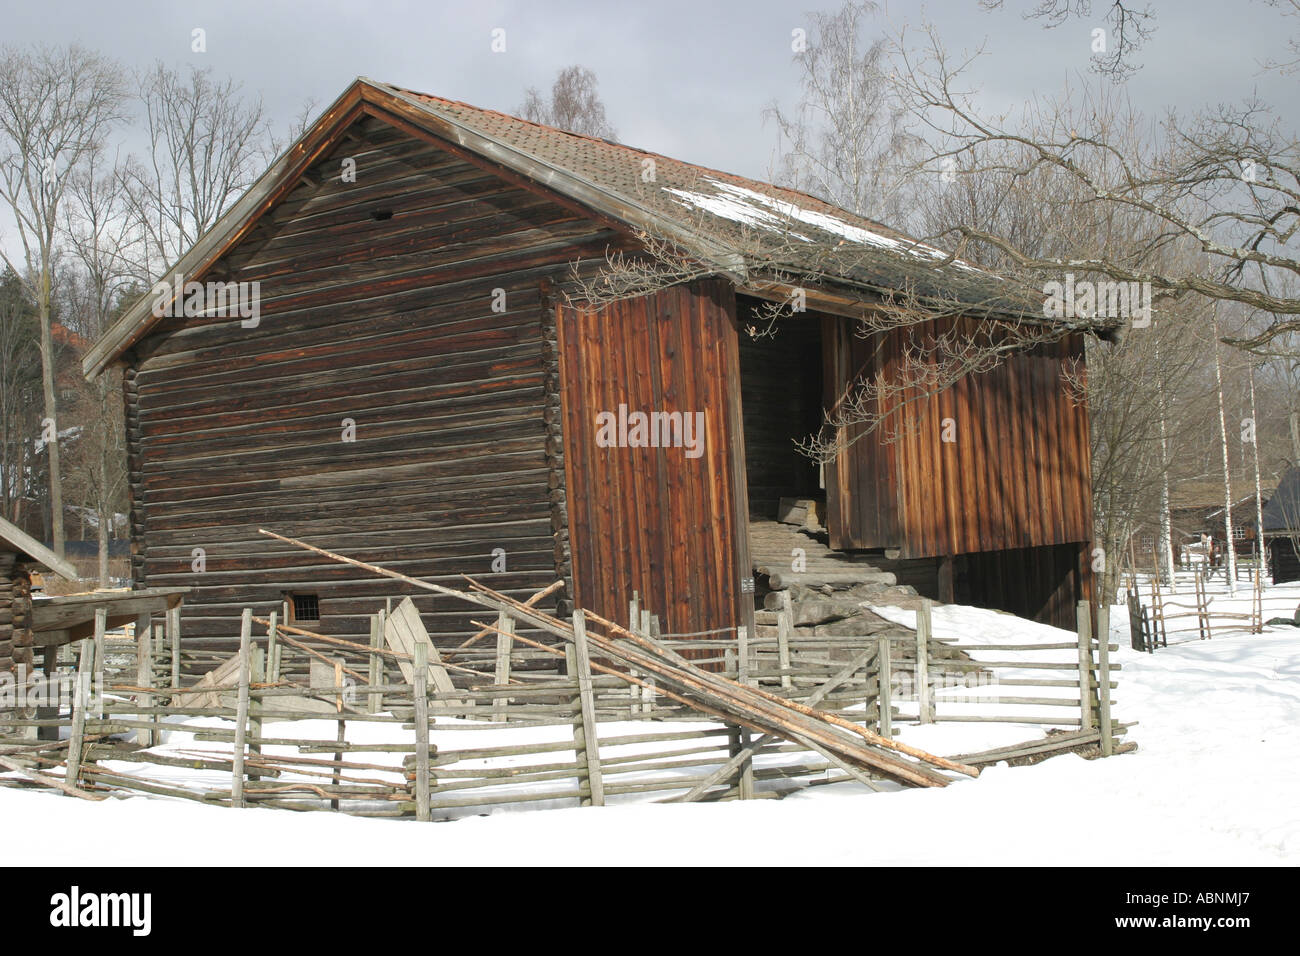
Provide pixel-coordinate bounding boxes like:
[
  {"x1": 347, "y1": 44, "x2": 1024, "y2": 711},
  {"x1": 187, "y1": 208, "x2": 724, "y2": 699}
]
[
  {"x1": 1263, "y1": 466, "x2": 1300, "y2": 532},
  {"x1": 0, "y1": 516, "x2": 78, "y2": 580},
  {"x1": 84, "y1": 77, "x2": 1102, "y2": 379}
]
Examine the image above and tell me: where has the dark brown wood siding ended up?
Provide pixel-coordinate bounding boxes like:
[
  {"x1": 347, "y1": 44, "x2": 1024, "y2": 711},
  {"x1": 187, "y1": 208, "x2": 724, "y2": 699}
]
[
  {"x1": 0, "y1": 553, "x2": 32, "y2": 681},
  {"x1": 954, "y1": 542, "x2": 1089, "y2": 631},
  {"x1": 556, "y1": 279, "x2": 746, "y2": 636},
  {"x1": 825, "y1": 317, "x2": 1094, "y2": 560},
  {"x1": 124, "y1": 116, "x2": 624, "y2": 654}
]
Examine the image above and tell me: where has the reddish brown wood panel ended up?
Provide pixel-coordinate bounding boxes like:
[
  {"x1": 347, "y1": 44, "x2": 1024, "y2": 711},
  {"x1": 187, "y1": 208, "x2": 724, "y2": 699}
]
[
  {"x1": 826, "y1": 316, "x2": 1094, "y2": 560},
  {"x1": 557, "y1": 280, "x2": 745, "y2": 636}
]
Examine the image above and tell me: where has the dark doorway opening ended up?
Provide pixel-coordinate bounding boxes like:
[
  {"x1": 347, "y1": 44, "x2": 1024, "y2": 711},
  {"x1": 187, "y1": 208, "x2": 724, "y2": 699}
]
[{"x1": 736, "y1": 300, "x2": 824, "y2": 521}]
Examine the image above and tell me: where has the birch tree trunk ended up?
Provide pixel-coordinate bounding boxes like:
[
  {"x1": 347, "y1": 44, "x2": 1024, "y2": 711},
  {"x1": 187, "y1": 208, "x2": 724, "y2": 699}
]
[
  {"x1": 1211, "y1": 311, "x2": 1237, "y2": 594},
  {"x1": 1248, "y1": 365, "x2": 1265, "y2": 576},
  {"x1": 1154, "y1": 323, "x2": 1177, "y2": 585}
]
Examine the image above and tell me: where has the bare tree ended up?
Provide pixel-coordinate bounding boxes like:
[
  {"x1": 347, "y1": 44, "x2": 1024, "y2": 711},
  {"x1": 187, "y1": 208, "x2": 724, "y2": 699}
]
[
  {"x1": 979, "y1": 0, "x2": 1158, "y2": 80},
  {"x1": 0, "y1": 267, "x2": 39, "y2": 525},
  {"x1": 765, "y1": 0, "x2": 921, "y2": 223},
  {"x1": 1210, "y1": 306, "x2": 1239, "y2": 591},
  {"x1": 517, "y1": 66, "x2": 617, "y2": 140},
  {"x1": 119, "y1": 63, "x2": 271, "y2": 280},
  {"x1": 62, "y1": 152, "x2": 135, "y2": 586},
  {"x1": 890, "y1": 8, "x2": 1300, "y2": 353},
  {"x1": 0, "y1": 44, "x2": 126, "y2": 557}
]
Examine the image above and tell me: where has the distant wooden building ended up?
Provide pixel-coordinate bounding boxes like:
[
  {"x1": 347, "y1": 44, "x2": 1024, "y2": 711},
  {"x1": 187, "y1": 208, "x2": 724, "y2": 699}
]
[
  {"x1": 1127, "y1": 481, "x2": 1275, "y2": 573},
  {"x1": 83, "y1": 79, "x2": 1108, "y2": 660},
  {"x1": 0, "y1": 517, "x2": 77, "y2": 684},
  {"x1": 1263, "y1": 467, "x2": 1300, "y2": 584}
]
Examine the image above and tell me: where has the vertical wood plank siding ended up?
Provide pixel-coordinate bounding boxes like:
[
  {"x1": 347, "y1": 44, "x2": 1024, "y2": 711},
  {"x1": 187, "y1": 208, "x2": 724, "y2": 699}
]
[
  {"x1": 125, "y1": 117, "x2": 625, "y2": 654},
  {"x1": 825, "y1": 317, "x2": 1094, "y2": 560},
  {"x1": 556, "y1": 280, "x2": 745, "y2": 638}
]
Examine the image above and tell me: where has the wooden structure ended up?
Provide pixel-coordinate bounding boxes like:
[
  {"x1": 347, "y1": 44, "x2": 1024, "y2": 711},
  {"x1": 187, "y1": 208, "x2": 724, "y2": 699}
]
[
  {"x1": 0, "y1": 558, "x2": 1127, "y2": 815},
  {"x1": 83, "y1": 79, "x2": 1108, "y2": 659},
  {"x1": 0, "y1": 518, "x2": 77, "y2": 684},
  {"x1": 1262, "y1": 466, "x2": 1300, "y2": 584}
]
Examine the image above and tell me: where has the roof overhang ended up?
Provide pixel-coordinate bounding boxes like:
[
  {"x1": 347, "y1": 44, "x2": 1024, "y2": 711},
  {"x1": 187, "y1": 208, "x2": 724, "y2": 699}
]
[{"x1": 84, "y1": 77, "x2": 1113, "y2": 378}]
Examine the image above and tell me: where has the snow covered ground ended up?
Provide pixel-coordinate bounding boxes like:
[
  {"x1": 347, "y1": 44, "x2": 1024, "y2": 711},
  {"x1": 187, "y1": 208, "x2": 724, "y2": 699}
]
[{"x1": 4, "y1": 578, "x2": 1298, "y2": 866}]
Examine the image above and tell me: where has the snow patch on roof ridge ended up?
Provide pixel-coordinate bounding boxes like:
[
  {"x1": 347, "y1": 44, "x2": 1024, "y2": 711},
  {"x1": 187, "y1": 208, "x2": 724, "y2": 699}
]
[{"x1": 665, "y1": 177, "x2": 987, "y2": 273}]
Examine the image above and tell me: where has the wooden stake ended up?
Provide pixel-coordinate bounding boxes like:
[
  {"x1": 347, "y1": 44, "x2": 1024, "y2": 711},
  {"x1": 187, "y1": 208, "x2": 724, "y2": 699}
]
[
  {"x1": 776, "y1": 591, "x2": 794, "y2": 691},
  {"x1": 267, "y1": 609, "x2": 280, "y2": 683},
  {"x1": 569, "y1": 610, "x2": 604, "y2": 807},
  {"x1": 368, "y1": 612, "x2": 383, "y2": 714},
  {"x1": 493, "y1": 611, "x2": 515, "y2": 720},
  {"x1": 65, "y1": 639, "x2": 93, "y2": 787},
  {"x1": 1097, "y1": 605, "x2": 1113, "y2": 757},
  {"x1": 135, "y1": 613, "x2": 154, "y2": 748},
  {"x1": 877, "y1": 635, "x2": 892, "y2": 738},
  {"x1": 917, "y1": 599, "x2": 933, "y2": 724},
  {"x1": 167, "y1": 604, "x2": 181, "y2": 689},
  {"x1": 735, "y1": 624, "x2": 754, "y2": 799},
  {"x1": 231, "y1": 608, "x2": 252, "y2": 808},
  {"x1": 413, "y1": 643, "x2": 431, "y2": 821},
  {"x1": 1076, "y1": 600, "x2": 1094, "y2": 732},
  {"x1": 92, "y1": 607, "x2": 107, "y2": 719}
]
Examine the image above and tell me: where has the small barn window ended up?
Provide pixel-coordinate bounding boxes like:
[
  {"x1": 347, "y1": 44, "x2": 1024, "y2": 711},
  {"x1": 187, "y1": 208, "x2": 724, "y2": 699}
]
[{"x1": 289, "y1": 592, "x2": 320, "y2": 623}]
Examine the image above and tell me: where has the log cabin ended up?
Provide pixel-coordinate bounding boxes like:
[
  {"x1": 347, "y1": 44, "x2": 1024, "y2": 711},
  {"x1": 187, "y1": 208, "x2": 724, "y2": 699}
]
[{"x1": 82, "y1": 78, "x2": 1108, "y2": 664}]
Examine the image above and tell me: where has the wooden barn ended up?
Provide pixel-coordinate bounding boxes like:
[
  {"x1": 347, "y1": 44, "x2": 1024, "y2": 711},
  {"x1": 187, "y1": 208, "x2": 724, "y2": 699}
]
[
  {"x1": 1263, "y1": 466, "x2": 1300, "y2": 584},
  {"x1": 82, "y1": 79, "x2": 1105, "y2": 663},
  {"x1": 0, "y1": 517, "x2": 77, "y2": 690}
]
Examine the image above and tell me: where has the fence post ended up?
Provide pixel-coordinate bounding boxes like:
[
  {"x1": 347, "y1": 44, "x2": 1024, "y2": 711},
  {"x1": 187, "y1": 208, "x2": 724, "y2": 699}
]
[
  {"x1": 1097, "y1": 604, "x2": 1113, "y2": 757},
  {"x1": 1076, "y1": 600, "x2": 1094, "y2": 732},
  {"x1": 65, "y1": 639, "x2": 93, "y2": 787},
  {"x1": 413, "y1": 642, "x2": 431, "y2": 821},
  {"x1": 266, "y1": 609, "x2": 280, "y2": 684},
  {"x1": 568, "y1": 610, "x2": 605, "y2": 807},
  {"x1": 231, "y1": 608, "x2": 252, "y2": 808},
  {"x1": 877, "y1": 635, "x2": 892, "y2": 738},
  {"x1": 916, "y1": 599, "x2": 933, "y2": 724},
  {"x1": 167, "y1": 605, "x2": 181, "y2": 689},
  {"x1": 92, "y1": 607, "x2": 107, "y2": 718},
  {"x1": 776, "y1": 591, "x2": 794, "y2": 690},
  {"x1": 135, "y1": 613, "x2": 154, "y2": 748},
  {"x1": 733, "y1": 625, "x2": 754, "y2": 799},
  {"x1": 493, "y1": 611, "x2": 515, "y2": 720},
  {"x1": 367, "y1": 612, "x2": 383, "y2": 715},
  {"x1": 248, "y1": 647, "x2": 265, "y2": 781}
]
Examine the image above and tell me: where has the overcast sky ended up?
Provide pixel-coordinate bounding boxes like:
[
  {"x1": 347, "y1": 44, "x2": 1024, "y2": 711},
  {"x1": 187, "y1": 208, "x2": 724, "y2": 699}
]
[{"x1": 1, "y1": 0, "x2": 1296, "y2": 262}]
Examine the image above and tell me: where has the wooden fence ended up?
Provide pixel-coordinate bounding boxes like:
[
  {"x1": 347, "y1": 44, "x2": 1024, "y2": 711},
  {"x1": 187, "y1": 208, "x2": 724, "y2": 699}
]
[
  {"x1": 0, "y1": 589, "x2": 1127, "y2": 819},
  {"x1": 1126, "y1": 565, "x2": 1297, "y2": 650}
]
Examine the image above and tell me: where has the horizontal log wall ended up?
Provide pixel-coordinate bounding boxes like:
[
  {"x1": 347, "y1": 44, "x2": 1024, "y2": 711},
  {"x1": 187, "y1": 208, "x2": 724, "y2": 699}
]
[
  {"x1": 556, "y1": 279, "x2": 744, "y2": 638},
  {"x1": 824, "y1": 316, "x2": 1094, "y2": 560},
  {"x1": 125, "y1": 116, "x2": 626, "y2": 656},
  {"x1": 0, "y1": 552, "x2": 32, "y2": 680}
]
